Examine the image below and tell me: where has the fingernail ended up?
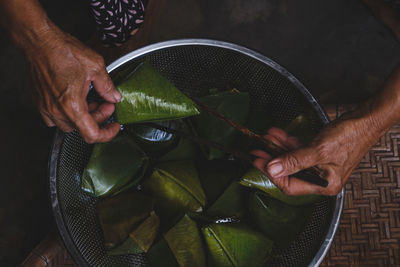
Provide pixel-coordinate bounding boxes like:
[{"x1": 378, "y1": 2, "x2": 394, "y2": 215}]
[
  {"x1": 267, "y1": 161, "x2": 283, "y2": 177},
  {"x1": 114, "y1": 90, "x2": 122, "y2": 102}
]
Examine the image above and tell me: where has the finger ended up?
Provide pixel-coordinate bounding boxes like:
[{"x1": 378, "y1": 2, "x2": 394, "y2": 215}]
[
  {"x1": 268, "y1": 175, "x2": 324, "y2": 196},
  {"x1": 39, "y1": 111, "x2": 56, "y2": 127},
  {"x1": 250, "y1": 149, "x2": 272, "y2": 160},
  {"x1": 88, "y1": 102, "x2": 100, "y2": 112},
  {"x1": 53, "y1": 116, "x2": 75, "y2": 133},
  {"x1": 92, "y1": 67, "x2": 121, "y2": 103},
  {"x1": 75, "y1": 112, "x2": 120, "y2": 143},
  {"x1": 266, "y1": 127, "x2": 302, "y2": 149},
  {"x1": 266, "y1": 146, "x2": 320, "y2": 178},
  {"x1": 90, "y1": 102, "x2": 115, "y2": 124}
]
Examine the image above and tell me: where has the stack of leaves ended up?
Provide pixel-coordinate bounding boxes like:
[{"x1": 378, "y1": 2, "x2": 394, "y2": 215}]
[{"x1": 80, "y1": 61, "x2": 326, "y2": 266}]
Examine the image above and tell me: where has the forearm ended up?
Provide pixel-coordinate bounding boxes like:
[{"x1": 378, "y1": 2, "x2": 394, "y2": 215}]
[
  {"x1": 359, "y1": 66, "x2": 400, "y2": 139},
  {"x1": 0, "y1": 0, "x2": 57, "y2": 51}
]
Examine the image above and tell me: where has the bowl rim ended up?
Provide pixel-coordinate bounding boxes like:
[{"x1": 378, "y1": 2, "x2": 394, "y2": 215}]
[{"x1": 49, "y1": 38, "x2": 344, "y2": 267}]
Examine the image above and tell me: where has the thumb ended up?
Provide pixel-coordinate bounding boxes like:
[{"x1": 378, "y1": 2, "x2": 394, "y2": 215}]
[{"x1": 266, "y1": 146, "x2": 319, "y2": 178}]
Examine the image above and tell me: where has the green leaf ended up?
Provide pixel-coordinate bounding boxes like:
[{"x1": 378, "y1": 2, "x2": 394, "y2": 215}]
[
  {"x1": 130, "y1": 211, "x2": 160, "y2": 252},
  {"x1": 108, "y1": 237, "x2": 143, "y2": 256},
  {"x1": 97, "y1": 192, "x2": 154, "y2": 250},
  {"x1": 206, "y1": 182, "x2": 248, "y2": 220},
  {"x1": 192, "y1": 89, "x2": 249, "y2": 160},
  {"x1": 143, "y1": 161, "x2": 206, "y2": 218},
  {"x1": 248, "y1": 191, "x2": 312, "y2": 248},
  {"x1": 147, "y1": 238, "x2": 179, "y2": 267},
  {"x1": 164, "y1": 215, "x2": 206, "y2": 267},
  {"x1": 240, "y1": 168, "x2": 323, "y2": 205},
  {"x1": 202, "y1": 223, "x2": 273, "y2": 267},
  {"x1": 115, "y1": 61, "x2": 200, "y2": 124},
  {"x1": 81, "y1": 134, "x2": 148, "y2": 198}
]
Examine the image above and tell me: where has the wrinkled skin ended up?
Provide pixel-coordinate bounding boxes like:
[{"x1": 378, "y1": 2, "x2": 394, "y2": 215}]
[
  {"x1": 252, "y1": 61, "x2": 400, "y2": 197},
  {"x1": 27, "y1": 27, "x2": 121, "y2": 143},
  {"x1": 1, "y1": 0, "x2": 121, "y2": 143}
]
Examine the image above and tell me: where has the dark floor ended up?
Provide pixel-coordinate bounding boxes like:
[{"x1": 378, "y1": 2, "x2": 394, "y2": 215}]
[{"x1": 0, "y1": 0, "x2": 399, "y2": 266}]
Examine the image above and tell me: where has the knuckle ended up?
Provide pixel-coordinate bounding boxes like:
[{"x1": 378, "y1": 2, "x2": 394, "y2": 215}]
[
  {"x1": 83, "y1": 130, "x2": 100, "y2": 144},
  {"x1": 93, "y1": 56, "x2": 105, "y2": 69},
  {"x1": 326, "y1": 177, "x2": 342, "y2": 196},
  {"x1": 285, "y1": 154, "x2": 299, "y2": 169}
]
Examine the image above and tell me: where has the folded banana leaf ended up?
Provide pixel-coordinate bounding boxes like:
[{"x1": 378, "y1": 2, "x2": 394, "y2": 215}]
[
  {"x1": 147, "y1": 238, "x2": 179, "y2": 267},
  {"x1": 81, "y1": 135, "x2": 148, "y2": 197},
  {"x1": 197, "y1": 160, "x2": 244, "y2": 206},
  {"x1": 115, "y1": 61, "x2": 200, "y2": 124},
  {"x1": 158, "y1": 137, "x2": 197, "y2": 162},
  {"x1": 248, "y1": 191, "x2": 312, "y2": 248},
  {"x1": 206, "y1": 182, "x2": 248, "y2": 219},
  {"x1": 97, "y1": 192, "x2": 154, "y2": 250},
  {"x1": 164, "y1": 214, "x2": 206, "y2": 267},
  {"x1": 143, "y1": 161, "x2": 206, "y2": 218},
  {"x1": 192, "y1": 89, "x2": 249, "y2": 160},
  {"x1": 158, "y1": 121, "x2": 198, "y2": 162},
  {"x1": 126, "y1": 121, "x2": 177, "y2": 153},
  {"x1": 240, "y1": 168, "x2": 323, "y2": 206},
  {"x1": 202, "y1": 223, "x2": 273, "y2": 267},
  {"x1": 129, "y1": 211, "x2": 160, "y2": 252}
]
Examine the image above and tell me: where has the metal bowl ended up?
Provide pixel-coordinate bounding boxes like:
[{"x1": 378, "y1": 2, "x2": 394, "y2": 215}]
[{"x1": 49, "y1": 39, "x2": 343, "y2": 266}]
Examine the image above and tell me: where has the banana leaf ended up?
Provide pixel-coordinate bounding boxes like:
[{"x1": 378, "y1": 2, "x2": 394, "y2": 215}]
[
  {"x1": 248, "y1": 191, "x2": 312, "y2": 248},
  {"x1": 202, "y1": 223, "x2": 273, "y2": 267},
  {"x1": 97, "y1": 192, "x2": 154, "y2": 250},
  {"x1": 206, "y1": 182, "x2": 248, "y2": 220},
  {"x1": 129, "y1": 211, "x2": 160, "y2": 252},
  {"x1": 197, "y1": 160, "x2": 244, "y2": 206},
  {"x1": 158, "y1": 121, "x2": 198, "y2": 162},
  {"x1": 147, "y1": 238, "x2": 179, "y2": 267},
  {"x1": 240, "y1": 168, "x2": 323, "y2": 206},
  {"x1": 164, "y1": 215, "x2": 206, "y2": 267},
  {"x1": 158, "y1": 137, "x2": 197, "y2": 162},
  {"x1": 192, "y1": 89, "x2": 249, "y2": 160},
  {"x1": 115, "y1": 61, "x2": 200, "y2": 124},
  {"x1": 81, "y1": 135, "x2": 148, "y2": 197},
  {"x1": 126, "y1": 121, "x2": 177, "y2": 153},
  {"x1": 143, "y1": 161, "x2": 206, "y2": 218}
]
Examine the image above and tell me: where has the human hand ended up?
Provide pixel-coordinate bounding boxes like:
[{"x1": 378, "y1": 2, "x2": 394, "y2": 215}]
[
  {"x1": 252, "y1": 110, "x2": 382, "y2": 196},
  {"x1": 24, "y1": 25, "x2": 121, "y2": 143}
]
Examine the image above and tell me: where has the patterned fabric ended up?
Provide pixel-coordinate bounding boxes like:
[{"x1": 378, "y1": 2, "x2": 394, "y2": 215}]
[{"x1": 89, "y1": 0, "x2": 147, "y2": 46}]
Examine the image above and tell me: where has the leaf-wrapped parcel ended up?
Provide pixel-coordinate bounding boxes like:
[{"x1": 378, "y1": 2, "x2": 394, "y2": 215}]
[
  {"x1": 96, "y1": 192, "x2": 154, "y2": 250},
  {"x1": 192, "y1": 89, "x2": 249, "y2": 160},
  {"x1": 202, "y1": 223, "x2": 273, "y2": 267},
  {"x1": 206, "y1": 182, "x2": 249, "y2": 220},
  {"x1": 81, "y1": 135, "x2": 148, "y2": 198},
  {"x1": 115, "y1": 61, "x2": 200, "y2": 124},
  {"x1": 143, "y1": 160, "x2": 206, "y2": 218},
  {"x1": 147, "y1": 238, "x2": 179, "y2": 267},
  {"x1": 240, "y1": 168, "x2": 323, "y2": 206},
  {"x1": 164, "y1": 215, "x2": 206, "y2": 267},
  {"x1": 248, "y1": 191, "x2": 312, "y2": 248}
]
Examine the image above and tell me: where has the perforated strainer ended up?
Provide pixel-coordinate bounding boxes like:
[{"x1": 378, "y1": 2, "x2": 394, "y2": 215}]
[{"x1": 49, "y1": 39, "x2": 343, "y2": 267}]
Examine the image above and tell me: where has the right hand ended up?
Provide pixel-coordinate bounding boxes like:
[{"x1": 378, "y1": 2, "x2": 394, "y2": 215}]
[{"x1": 25, "y1": 25, "x2": 121, "y2": 143}]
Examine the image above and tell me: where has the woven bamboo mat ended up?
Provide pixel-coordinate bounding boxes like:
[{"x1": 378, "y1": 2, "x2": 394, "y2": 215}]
[{"x1": 22, "y1": 105, "x2": 400, "y2": 267}]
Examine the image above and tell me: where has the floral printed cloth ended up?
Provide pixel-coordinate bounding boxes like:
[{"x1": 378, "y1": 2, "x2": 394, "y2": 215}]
[{"x1": 89, "y1": 0, "x2": 147, "y2": 46}]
